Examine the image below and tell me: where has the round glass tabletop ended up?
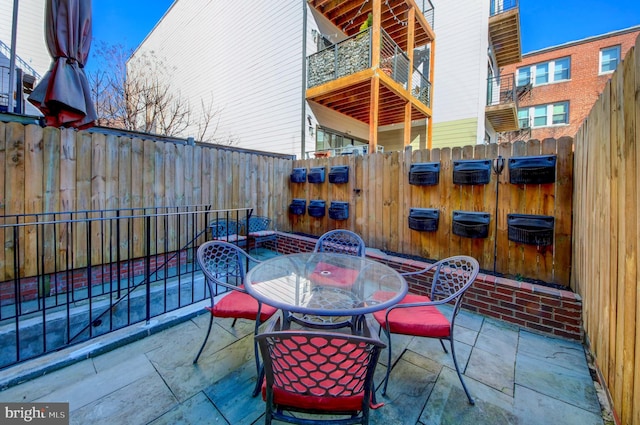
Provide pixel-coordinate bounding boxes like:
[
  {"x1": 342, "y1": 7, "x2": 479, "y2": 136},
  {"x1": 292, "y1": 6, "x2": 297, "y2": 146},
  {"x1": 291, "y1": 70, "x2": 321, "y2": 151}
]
[{"x1": 245, "y1": 252, "x2": 407, "y2": 317}]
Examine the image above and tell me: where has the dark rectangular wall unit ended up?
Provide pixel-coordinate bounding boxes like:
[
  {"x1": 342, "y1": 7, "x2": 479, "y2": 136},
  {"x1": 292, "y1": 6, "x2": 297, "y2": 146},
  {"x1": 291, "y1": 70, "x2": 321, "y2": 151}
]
[
  {"x1": 508, "y1": 155, "x2": 557, "y2": 184},
  {"x1": 328, "y1": 202, "x2": 349, "y2": 220},
  {"x1": 308, "y1": 200, "x2": 326, "y2": 218},
  {"x1": 507, "y1": 214, "x2": 554, "y2": 246},
  {"x1": 307, "y1": 166, "x2": 326, "y2": 183},
  {"x1": 452, "y1": 159, "x2": 492, "y2": 185},
  {"x1": 452, "y1": 211, "x2": 491, "y2": 238},
  {"x1": 289, "y1": 199, "x2": 306, "y2": 215},
  {"x1": 290, "y1": 168, "x2": 307, "y2": 183},
  {"x1": 409, "y1": 162, "x2": 440, "y2": 186},
  {"x1": 408, "y1": 208, "x2": 439, "y2": 232},
  {"x1": 328, "y1": 165, "x2": 349, "y2": 184}
]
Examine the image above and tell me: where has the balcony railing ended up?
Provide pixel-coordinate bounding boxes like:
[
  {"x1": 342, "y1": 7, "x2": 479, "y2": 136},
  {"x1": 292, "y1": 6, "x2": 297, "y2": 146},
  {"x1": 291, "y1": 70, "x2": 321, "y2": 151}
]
[
  {"x1": 1, "y1": 65, "x2": 9, "y2": 112},
  {"x1": 0, "y1": 206, "x2": 252, "y2": 369},
  {"x1": 307, "y1": 28, "x2": 412, "y2": 89},
  {"x1": 486, "y1": 73, "x2": 516, "y2": 106},
  {"x1": 420, "y1": 0, "x2": 435, "y2": 30},
  {"x1": 411, "y1": 69, "x2": 431, "y2": 108},
  {"x1": 490, "y1": 0, "x2": 518, "y2": 16}
]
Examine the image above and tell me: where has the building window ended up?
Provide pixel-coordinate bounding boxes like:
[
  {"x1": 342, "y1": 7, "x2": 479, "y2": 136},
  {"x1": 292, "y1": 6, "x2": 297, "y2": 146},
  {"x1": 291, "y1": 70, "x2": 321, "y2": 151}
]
[
  {"x1": 518, "y1": 109, "x2": 529, "y2": 128},
  {"x1": 517, "y1": 57, "x2": 571, "y2": 86},
  {"x1": 518, "y1": 102, "x2": 570, "y2": 128},
  {"x1": 600, "y1": 45, "x2": 620, "y2": 74},
  {"x1": 315, "y1": 128, "x2": 366, "y2": 152}
]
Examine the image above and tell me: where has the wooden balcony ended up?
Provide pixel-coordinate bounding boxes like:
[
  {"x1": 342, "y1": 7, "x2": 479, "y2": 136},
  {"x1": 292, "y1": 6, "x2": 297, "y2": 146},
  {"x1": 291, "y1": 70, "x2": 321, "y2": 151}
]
[
  {"x1": 485, "y1": 73, "x2": 519, "y2": 132},
  {"x1": 488, "y1": 4, "x2": 521, "y2": 67},
  {"x1": 308, "y1": 0, "x2": 435, "y2": 50},
  {"x1": 306, "y1": 28, "x2": 432, "y2": 126}
]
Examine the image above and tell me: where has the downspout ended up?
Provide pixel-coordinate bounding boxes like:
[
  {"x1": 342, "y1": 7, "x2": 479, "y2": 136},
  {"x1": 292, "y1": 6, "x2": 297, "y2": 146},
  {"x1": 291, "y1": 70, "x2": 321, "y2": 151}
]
[{"x1": 300, "y1": 0, "x2": 308, "y2": 159}]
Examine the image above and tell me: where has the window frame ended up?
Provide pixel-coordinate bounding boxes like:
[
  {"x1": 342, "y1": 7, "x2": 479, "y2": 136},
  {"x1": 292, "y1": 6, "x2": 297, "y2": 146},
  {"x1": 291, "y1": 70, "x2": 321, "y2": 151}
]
[
  {"x1": 599, "y1": 45, "x2": 621, "y2": 74},
  {"x1": 518, "y1": 101, "x2": 570, "y2": 129},
  {"x1": 516, "y1": 57, "x2": 571, "y2": 87}
]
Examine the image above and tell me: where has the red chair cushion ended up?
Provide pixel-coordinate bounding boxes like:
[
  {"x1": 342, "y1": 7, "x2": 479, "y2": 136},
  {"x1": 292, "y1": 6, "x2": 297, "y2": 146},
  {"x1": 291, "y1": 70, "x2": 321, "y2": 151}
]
[
  {"x1": 372, "y1": 292, "x2": 451, "y2": 338},
  {"x1": 309, "y1": 262, "x2": 359, "y2": 288},
  {"x1": 208, "y1": 288, "x2": 277, "y2": 321},
  {"x1": 263, "y1": 385, "x2": 364, "y2": 412}
]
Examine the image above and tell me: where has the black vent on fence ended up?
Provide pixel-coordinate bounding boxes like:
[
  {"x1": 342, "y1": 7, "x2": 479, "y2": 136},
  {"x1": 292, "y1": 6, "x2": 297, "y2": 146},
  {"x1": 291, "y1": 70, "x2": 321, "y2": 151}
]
[
  {"x1": 409, "y1": 162, "x2": 440, "y2": 186},
  {"x1": 452, "y1": 159, "x2": 491, "y2": 185},
  {"x1": 328, "y1": 202, "x2": 349, "y2": 220},
  {"x1": 408, "y1": 208, "x2": 439, "y2": 232},
  {"x1": 452, "y1": 211, "x2": 490, "y2": 238},
  {"x1": 508, "y1": 155, "x2": 557, "y2": 184},
  {"x1": 290, "y1": 168, "x2": 307, "y2": 183},
  {"x1": 289, "y1": 199, "x2": 306, "y2": 215},
  {"x1": 308, "y1": 167, "x2": 325, "y2": 184},
  {"x1": 308, "y1": 200, "x2": 326, "y2": 218},
  {"x1": 507, "y1": 214, "x2": 554, "y2": 246},
  {"x1": 328, "y1": 166, "x2": 349, "y2": 184}
]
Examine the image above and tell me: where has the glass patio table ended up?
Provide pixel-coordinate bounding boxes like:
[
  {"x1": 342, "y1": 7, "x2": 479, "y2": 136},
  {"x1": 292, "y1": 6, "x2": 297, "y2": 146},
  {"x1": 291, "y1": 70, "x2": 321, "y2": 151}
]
[{"x1": 245, "y1": 252, "x2": 407, "y2": 330}]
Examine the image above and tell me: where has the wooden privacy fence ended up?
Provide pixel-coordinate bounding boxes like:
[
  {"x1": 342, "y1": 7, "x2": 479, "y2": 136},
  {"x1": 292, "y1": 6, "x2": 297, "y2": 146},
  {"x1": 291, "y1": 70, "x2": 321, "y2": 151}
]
[
  {"x1": 0, "y1": 123, "x2": 293, "y2": 281},
  {"x1": 573, "y1": 36, "x2": 639, "y2": 425},
  {"x1": 290, "y1": 138, "x2": 573, "y2": 286}
]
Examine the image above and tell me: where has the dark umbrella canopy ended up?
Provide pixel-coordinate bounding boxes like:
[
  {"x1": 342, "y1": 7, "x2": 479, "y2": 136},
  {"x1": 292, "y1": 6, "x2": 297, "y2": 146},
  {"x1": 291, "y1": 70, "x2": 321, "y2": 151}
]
[{"x1": 28, "y1": 0, "x2": 96, "y2": 129}]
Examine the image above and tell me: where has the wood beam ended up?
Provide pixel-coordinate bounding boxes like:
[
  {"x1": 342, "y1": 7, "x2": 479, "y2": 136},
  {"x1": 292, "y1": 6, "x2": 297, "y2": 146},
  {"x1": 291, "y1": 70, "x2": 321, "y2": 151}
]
[{"x1": 369, "y1": 75, "x2": 380, "y2": 152}]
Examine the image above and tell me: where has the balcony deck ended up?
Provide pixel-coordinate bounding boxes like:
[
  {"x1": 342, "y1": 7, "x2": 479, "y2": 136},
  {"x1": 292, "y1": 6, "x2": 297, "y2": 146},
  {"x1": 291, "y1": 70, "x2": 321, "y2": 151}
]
[{"x1": 0, "y1": 250, "x2": 608, "y2": 425}]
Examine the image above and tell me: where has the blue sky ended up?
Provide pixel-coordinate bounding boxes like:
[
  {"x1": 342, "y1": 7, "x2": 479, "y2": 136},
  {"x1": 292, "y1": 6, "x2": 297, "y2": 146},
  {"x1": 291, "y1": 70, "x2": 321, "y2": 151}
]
[{"x1": 91, "y1": 0, "x2": 640, "y2": 56}]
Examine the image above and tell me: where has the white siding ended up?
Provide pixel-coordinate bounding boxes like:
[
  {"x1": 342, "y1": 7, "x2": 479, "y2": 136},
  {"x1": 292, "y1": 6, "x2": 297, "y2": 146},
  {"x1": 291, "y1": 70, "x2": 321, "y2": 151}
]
[
  {"x1": 0, "y1": 0, "x2": 49, "y2": 76},
  {"x1": 135, "y1": 0, "x2": 305, "y2": 157},
  {"x1": 431, "y1": 0, "x2": 490, "y2": 144}
]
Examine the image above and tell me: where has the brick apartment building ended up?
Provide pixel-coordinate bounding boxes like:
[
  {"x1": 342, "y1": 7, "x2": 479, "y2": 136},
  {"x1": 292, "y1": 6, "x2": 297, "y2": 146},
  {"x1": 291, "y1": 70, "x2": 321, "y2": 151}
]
[{"x1": 500, "y1": 25, "x2": 640, "y2": 142}]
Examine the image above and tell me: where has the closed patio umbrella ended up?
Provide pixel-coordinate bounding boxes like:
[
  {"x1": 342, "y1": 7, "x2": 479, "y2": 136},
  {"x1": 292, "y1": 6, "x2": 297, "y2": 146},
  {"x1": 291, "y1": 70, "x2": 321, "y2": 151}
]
[{"x1": 28, "y1": 0, "x2": 96, "y2": 129}]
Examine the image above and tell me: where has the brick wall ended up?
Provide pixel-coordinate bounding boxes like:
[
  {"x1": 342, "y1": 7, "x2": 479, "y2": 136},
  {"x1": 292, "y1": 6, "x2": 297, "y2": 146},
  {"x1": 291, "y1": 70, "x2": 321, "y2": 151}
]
[
  {"x1": 271, "y1": 232, "x2": 583, "y2": 341},
  {"x1": 502, "y1": 28, "x2": 640, "y2": 140}
]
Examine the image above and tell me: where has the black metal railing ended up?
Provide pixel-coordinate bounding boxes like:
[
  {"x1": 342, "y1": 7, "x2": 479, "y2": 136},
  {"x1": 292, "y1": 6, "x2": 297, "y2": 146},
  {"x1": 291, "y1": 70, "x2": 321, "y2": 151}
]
[
  {"x1": 420, "y1": 0, "x2": 435, "y2": 30},
  {"x1": 490, "y1": 0, "x2": 518, "y2": 17},
  {"x1": 0, "y1": 205, "x2": 252, "y2": 369},
  {"x1": 307, "y1": 28, "x2": 412, "y2": 89},
  {"x1": 486, "y1": 73, "x2": 516, "y2": 106},
  {"x1": 0, "y1": 65, "x2": 10, "y2": 113},
  {"x1": 411, "y1": 69, "x2": 431, "y2": 108}
]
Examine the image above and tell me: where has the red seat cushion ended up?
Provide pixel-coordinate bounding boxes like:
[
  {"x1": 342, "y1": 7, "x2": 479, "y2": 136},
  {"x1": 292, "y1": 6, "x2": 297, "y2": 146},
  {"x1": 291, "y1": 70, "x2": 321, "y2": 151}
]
[
  {"x1": 265, "y1": 386, "x2": 364, "y2": 412},
  {"x1": 309, "y1": 262, "x2": 359, "y2": 288},
  {"x1": 372, "y1": 292, "x2": 451, "y2": 338},
  {"x1": 208, "y1": 287, "x2": 277, "y2": 321}
]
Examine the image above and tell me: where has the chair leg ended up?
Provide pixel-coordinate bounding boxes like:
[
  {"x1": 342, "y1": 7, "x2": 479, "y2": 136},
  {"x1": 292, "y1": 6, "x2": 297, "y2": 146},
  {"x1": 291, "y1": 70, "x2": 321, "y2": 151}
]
[
  {"x1": 193, "y1": 314, "x2": 214, "y2": 364},
  {"x1": 252, "y1": 319, "x2": 263, "y2": 397},
  {"x1": 439, "y1": 338, "x2": 448, "y2": 353},
  {"x1": 381, "y1": 326, "x2": 392, "y2": 396},
  {"x1": 448, "y1": 338, "x2": 475, "y2": 405}
]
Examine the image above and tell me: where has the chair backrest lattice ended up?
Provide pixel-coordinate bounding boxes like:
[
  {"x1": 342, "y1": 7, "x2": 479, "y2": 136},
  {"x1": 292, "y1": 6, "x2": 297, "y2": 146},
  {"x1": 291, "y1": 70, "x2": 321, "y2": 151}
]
[
  {"x1": 210, "y1": 219, "x2": 242, "y2": 238},
  {"x1": 197, "y1": 241, "x2": 257, "y2": 292},
  {"x1": 246, "y1": 216, "x2": 273, "y2": 233},
  {"x1": 267, "y1": 334, "x2": 375, "y2": 397},
  {"x1": 314, "y1": 230, "x2": 366, "y2": 257},
  {"x1": 257, "y1": 324, "x2": 385, "y2": 415},
  {"x1": 404, "y1": 255, "x2": 479, "y2": 314}
]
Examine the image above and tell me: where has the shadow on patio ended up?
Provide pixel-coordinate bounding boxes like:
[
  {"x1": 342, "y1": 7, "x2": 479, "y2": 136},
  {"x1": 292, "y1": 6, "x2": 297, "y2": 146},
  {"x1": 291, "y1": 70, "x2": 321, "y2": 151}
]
[{"x1": 0, "y1": 249, "x2": 608, "y2": 425}]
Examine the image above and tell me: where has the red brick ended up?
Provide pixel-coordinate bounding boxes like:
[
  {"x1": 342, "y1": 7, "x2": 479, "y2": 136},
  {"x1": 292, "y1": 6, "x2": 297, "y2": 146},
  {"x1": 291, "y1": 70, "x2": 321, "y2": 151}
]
[{"x1": 501, "y1": 28, "x2": 640, "y2": 141}]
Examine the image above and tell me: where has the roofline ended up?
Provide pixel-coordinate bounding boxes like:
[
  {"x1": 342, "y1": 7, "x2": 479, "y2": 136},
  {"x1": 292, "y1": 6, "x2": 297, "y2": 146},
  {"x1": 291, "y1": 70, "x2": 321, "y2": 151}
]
[
  {"x1": 128, "y1": 0, "x2": 178, "y2": 64},
  {"x1": 523, "y1": 25, "x2": 640, "y2": 58}
]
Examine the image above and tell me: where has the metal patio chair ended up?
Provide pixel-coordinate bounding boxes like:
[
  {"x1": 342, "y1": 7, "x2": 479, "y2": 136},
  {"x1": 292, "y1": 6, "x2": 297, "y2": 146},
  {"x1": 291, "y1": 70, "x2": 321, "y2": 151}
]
[
  {"x1": 194, "y1": 241, "x2": 278, "y2": 393},
  {"x1": 210, "y1": 218, "x2": 247, "y2": 246},
  {"x1": 372, "y1": 255, "x2": 480, "y2": 404},
  {"x1": 256, "y1": 317, "x2": 386, "y2": 425},
  {"x1": 243, "y1": 215, "x2": 277, "y2": 252},
  {"x1": 313, "y1": 229, "x2": 366, "y2": 257}
]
